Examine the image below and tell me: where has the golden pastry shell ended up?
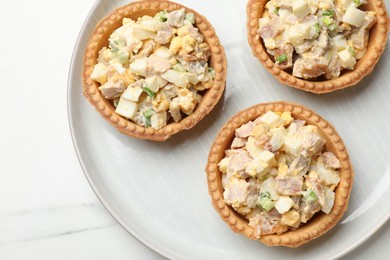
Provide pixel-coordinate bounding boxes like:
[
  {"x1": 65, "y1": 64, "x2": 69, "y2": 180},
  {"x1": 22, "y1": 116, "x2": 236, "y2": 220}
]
[
  {"x1": 247, "y1": 0, "x2": 390, "y2": 94},
  {"x1": 83, "y1": 0, "x2": 226, "y2": 141},
  {"x1": 205, "y1": 101, "x2": 354, "y2": 247}
]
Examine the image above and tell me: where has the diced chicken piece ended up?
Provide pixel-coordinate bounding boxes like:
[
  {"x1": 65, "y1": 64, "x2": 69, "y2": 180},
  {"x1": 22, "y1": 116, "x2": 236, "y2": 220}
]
[
  {"x1": 249, "y1": 213, "x2": 288, "y2": 238},
  {"x1": 320, "y1": 152, "x2": 341, "y2": 169},
  {"x1": 293, "y1": 56, "x2": 329, "y2": 79},
  {"x1": 187, "y1": 24, "x2": 204, "y2": 42},
  {"x1": 155, "y1": 22, "x2": 175, "y2": 44},
  {"x1": 169, "y1": 97, "x2": 181, "y2": 122},
  {"x1": 185, "y1": 61, "x2": 208, "y2": 75},
  {"x1": 316, "y1": 30, "x2": 330, "y2": 50},
  {"x1": 289, "y1": 154, "x2": 310, "y2": 176},
  {"x1": 221, "y1": 173, "x2": 228, "y2": 189},
  {"x1": 100, "y1": 78, "x2": 126, "y2": 99},
  {"x1": 311, "y1": 158, "x2": 341, "y2": 186},
  {"x1": 231, "y1": 137, "x2": 247, "y2": 149},
  {"x1": 258, "y1": 17, "x2": 282, "y2": 40},
  {"x1": 147, "y1": 54, "x2": 171, "y2": 75},
  {"x1": 295, "y1": 41, "x2": 313, "y2": 54},
  {"x1": 268, "y1": 127, "x2": 285, "y2": 151},
  {"x1": 269, "y1": 43, "x2": 294, "y2": 69},
  {"x1": 276, "y1": 177, "x2": 303, "y2": 195},
  {"x1": 133, "y1": 39, "x2": 155, "y2": 60},
  {"x1": 227, "y1": 150, "x2": 253, "y2": 178},
  {"x1": 236, "y1": 121, "x2": 256, "y2": 138},
  {"x1": 301, "y1": 132, "x2": 326, "y2": 157},
  {"x1": 324, "y1": 55, "x2": 341, "y2": 79},
  {"x1": 305, "y1": 172, "x2": 325, "y2": 208},
  {"x1": 162, "y1": 84, "x2": 179, "y2": 99},
  {"x1": 223, "y1": 177, "x2": 250, "y2": 208},
  {"x1": 260, "y1": 177, "x2": 278, "y2": 200},
  {"x1": 246, "y1": 178, "x2": 261, "y2": 208},
  {"x1": 167, "y1": 9, "x2": 186, "y2": 27},
  {"x1": 300, "y1": 199, "x2": 321, "y2": 223}
]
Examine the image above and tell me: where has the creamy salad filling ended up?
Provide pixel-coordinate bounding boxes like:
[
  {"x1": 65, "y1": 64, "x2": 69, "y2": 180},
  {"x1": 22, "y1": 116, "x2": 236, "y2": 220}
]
[
  {"x1": 219, "y1": 111, "x2": 341, "y2": 238},
  {"x1": 90, "y1": 9, "x2": 214, "y2": 130},
  {"x1": 258, "y1": 0, "x2": 376, "y2": 79}
]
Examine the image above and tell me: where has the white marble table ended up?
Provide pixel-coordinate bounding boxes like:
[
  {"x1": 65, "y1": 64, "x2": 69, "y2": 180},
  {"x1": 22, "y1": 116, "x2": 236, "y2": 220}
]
[{"x1": 0, "y1": 0, "x2": 389, "y2": 259}]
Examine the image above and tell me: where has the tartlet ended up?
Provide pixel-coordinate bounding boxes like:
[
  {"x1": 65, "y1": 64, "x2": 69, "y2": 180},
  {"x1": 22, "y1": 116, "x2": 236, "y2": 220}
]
[
  {"x1": 205, "y1": 102, "x2": 353, "y2": 247},
  {"x1": 83, "y1": 0, "x2": 226, "y2": 141},
  {"x1": 247, "y1": 0, "x2": 389, "y2": 94}
]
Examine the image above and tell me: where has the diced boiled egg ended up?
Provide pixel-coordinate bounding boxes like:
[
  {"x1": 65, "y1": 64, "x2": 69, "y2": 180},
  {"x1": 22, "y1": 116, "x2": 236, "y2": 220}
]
[
  {"x1": 259, "y1": 150, "x2": 275, "y2": 165},
  {"x1": 121, "y1": 86, "x2": 143, "y2": 102},
  {"x1": 260, "y1": 177, "x2": 278, "y2": 200},
  {"x1": 245, "y1": 160, "x2": 268, "y2": 178},
  {"x1": 151, "y1": 111, "x2": 167, "y2": 130},
  {"x1": 283, "y1": 136, "x2": 303, "y2": 157},
  {"x1": 90, "y1": 63, "x2": 108, "y2": 84},
  {"x1": 145, "y1": 75, "x2": 168, "y2": 92},
  {"x1": 245, "y1": 137, "x2": 264, "y2": 160},
  {"x1": 131, "y1": 24, "x2": 156, "y2": 40},
  {"x1": 111, "y1": 61, "x2": 126, "y2": 75},
  {"x1": 332, "y1": 35, "x2": 348, "y2": 51},
  {"x1": 115, "y1": 98, "x2": 138, "y2": 120},
  {"x1": 338, "y1": 48, "x2": 356, "y2": 68},
  {"x1": 258, "y1": 111, "x2": 285, "y2": 128},
  {"x1": 292, "y1": 0, "x2": 311, "y2": 18},
  {"x1": 161, "y1": 70, "x2": 189, "y2": 88},
  {"x1": 281, "y1": 210, "x2": 301, "y2": 227},
  {"x1": 218, "y1": 157, "x2": 230, "y2": 173},
  {"x1": 130, "y1": 58, "x2": 147, "y2": 76},
  {"x1": 342, "y1": 4, "x2": 366, "y2": 27},
  {"x1": 274, "y1": 196, "x2": 294, "y2": 214}
]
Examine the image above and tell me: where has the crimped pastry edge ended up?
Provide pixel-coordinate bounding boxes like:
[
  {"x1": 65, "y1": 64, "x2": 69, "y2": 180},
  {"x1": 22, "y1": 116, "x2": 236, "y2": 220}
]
[
  {"x1": 205, "y1": 101, "x2": 354, "y2": 247},
  {"x1": 246, "y1": 0, "x2": 390, "y2": 94},
  {"x1": 82, "y1": 0, "x2": 227, "y2": 141}
]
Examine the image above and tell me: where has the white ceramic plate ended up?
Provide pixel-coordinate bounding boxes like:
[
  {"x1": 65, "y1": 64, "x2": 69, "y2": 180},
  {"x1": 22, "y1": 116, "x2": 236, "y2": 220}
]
[{"x1": 68, "y1": 0, "x2": 390, "y2": 259}]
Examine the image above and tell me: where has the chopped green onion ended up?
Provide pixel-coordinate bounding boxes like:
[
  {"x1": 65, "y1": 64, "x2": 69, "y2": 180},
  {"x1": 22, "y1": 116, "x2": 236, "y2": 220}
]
[
  {"x1": 145, "y1": 117, "x2": 151, "y2": 127},
  {"x1": 322, "y1": 10, "x2": 335, "y2": 17},
  {"x1": 208, "y1": 67, "x2": 215, "y2": 78},
  {"x1": 184, "y1": 13, "x2": 195, "y2": 25},
  {"x1": 143, "y1": 108, "x2": 154, "y2": 118},
  {"x1": 172, "y1": 63, "x2": 186, "y2": 72},
  {"x1": 274, "y1": 7, "x2": 280, "y2": 15},
  {"x1": 321, "y1": 17, "x2": 337, "y2": 31},
  {"x1": 258, "y1": 193, "x2": 274, "y2": 212},
  {"x1": 113, "y1": 99, "x2": 119, "y2": 108},
  {"x1": 314, "y1": 23, "x2": 321, "y2": 33},
  {"x1": 109, "y1": 39, "x2": 125, "y2": 53},
  {"x1": 348, "y1": 46, "x2": 356, "y2": 56},
  {"x1": 276, "y1": 53, "x2": 287, "y2": 63},
  {"x1": 260, "y1": 192, "x2": 271, "y2": 198},
  {"x1": 143, "y1": 86, "x2": 156, "y2": 99},
  {"x1": 304, "y1": 189, "x2": 318, "y2": 203},
  {"x1": 155, "y1": 11, "x2": 168, "y2": 22},
  {"x1": 143, "y1": 109, "x2": 154, "y2": 127},
  {"x1": 353, "y1": 0, "x2": 361, "y2": 6}
]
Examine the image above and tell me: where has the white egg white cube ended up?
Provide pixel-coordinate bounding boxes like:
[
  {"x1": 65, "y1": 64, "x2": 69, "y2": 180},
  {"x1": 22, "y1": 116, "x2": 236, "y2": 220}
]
[
  {"x1": 115, "y1": 98, "x2": 138, "y2": 120},
  {"x1": 258, "y1": 111, "x2": 285, "y2": 128},
  {"x1": 245, "y1": 160, "x2": 268, "y2": 178},
  {"x1": 283, "y1": 136, "x2": 303, "y2": 157},
  {"x1": 342, "y1": 4, "x2": 366, "y2": 27},
  {"x1": 338, "y1": 48, "x2": 356, "y2": 68},
  {"x1": 145, "y1": 75, "x2": 168, "y2": 92},
  {"x1": 130, "y1": 58, "x2": 147, "y2": 76},
  {"x1": 332, "y1": 35, "x2": 348, "y2": 51},
  {"x1": 218, "y1": 157, "x2": 230, "y2": 173},
  {"x1": 90, "y1": 63, "x2": 108, "y2": 84},
  {"x1": 293, "y1": 0, "x2": 311, "y2": 17},
  {"x1": 131, "y1": 24, "x2": 156, "y2": 40},
  {"x1": 111, "y1": 62, "x2": 126, "y2": 75},
  {"x1": 151, "y1": 111, "x2": 167, "y2": 130},
  {"x1": 274, "y1": 196, "x2": 295, "y2": 214},
  {"x1": 161, "y1": 70, "x2": 189, "y2": 88},
  {"x1": 121, "y1": 86, "x2": 143, "y2": 102},
  {"x1": 259, "y1": 150, "x2": 275, "y2": 164}
]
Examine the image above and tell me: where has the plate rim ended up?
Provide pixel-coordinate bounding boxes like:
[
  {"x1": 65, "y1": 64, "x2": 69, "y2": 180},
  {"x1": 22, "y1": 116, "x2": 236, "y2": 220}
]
[{"x1": 67, "y1": 0, "x2": 390, "y2": 259}]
